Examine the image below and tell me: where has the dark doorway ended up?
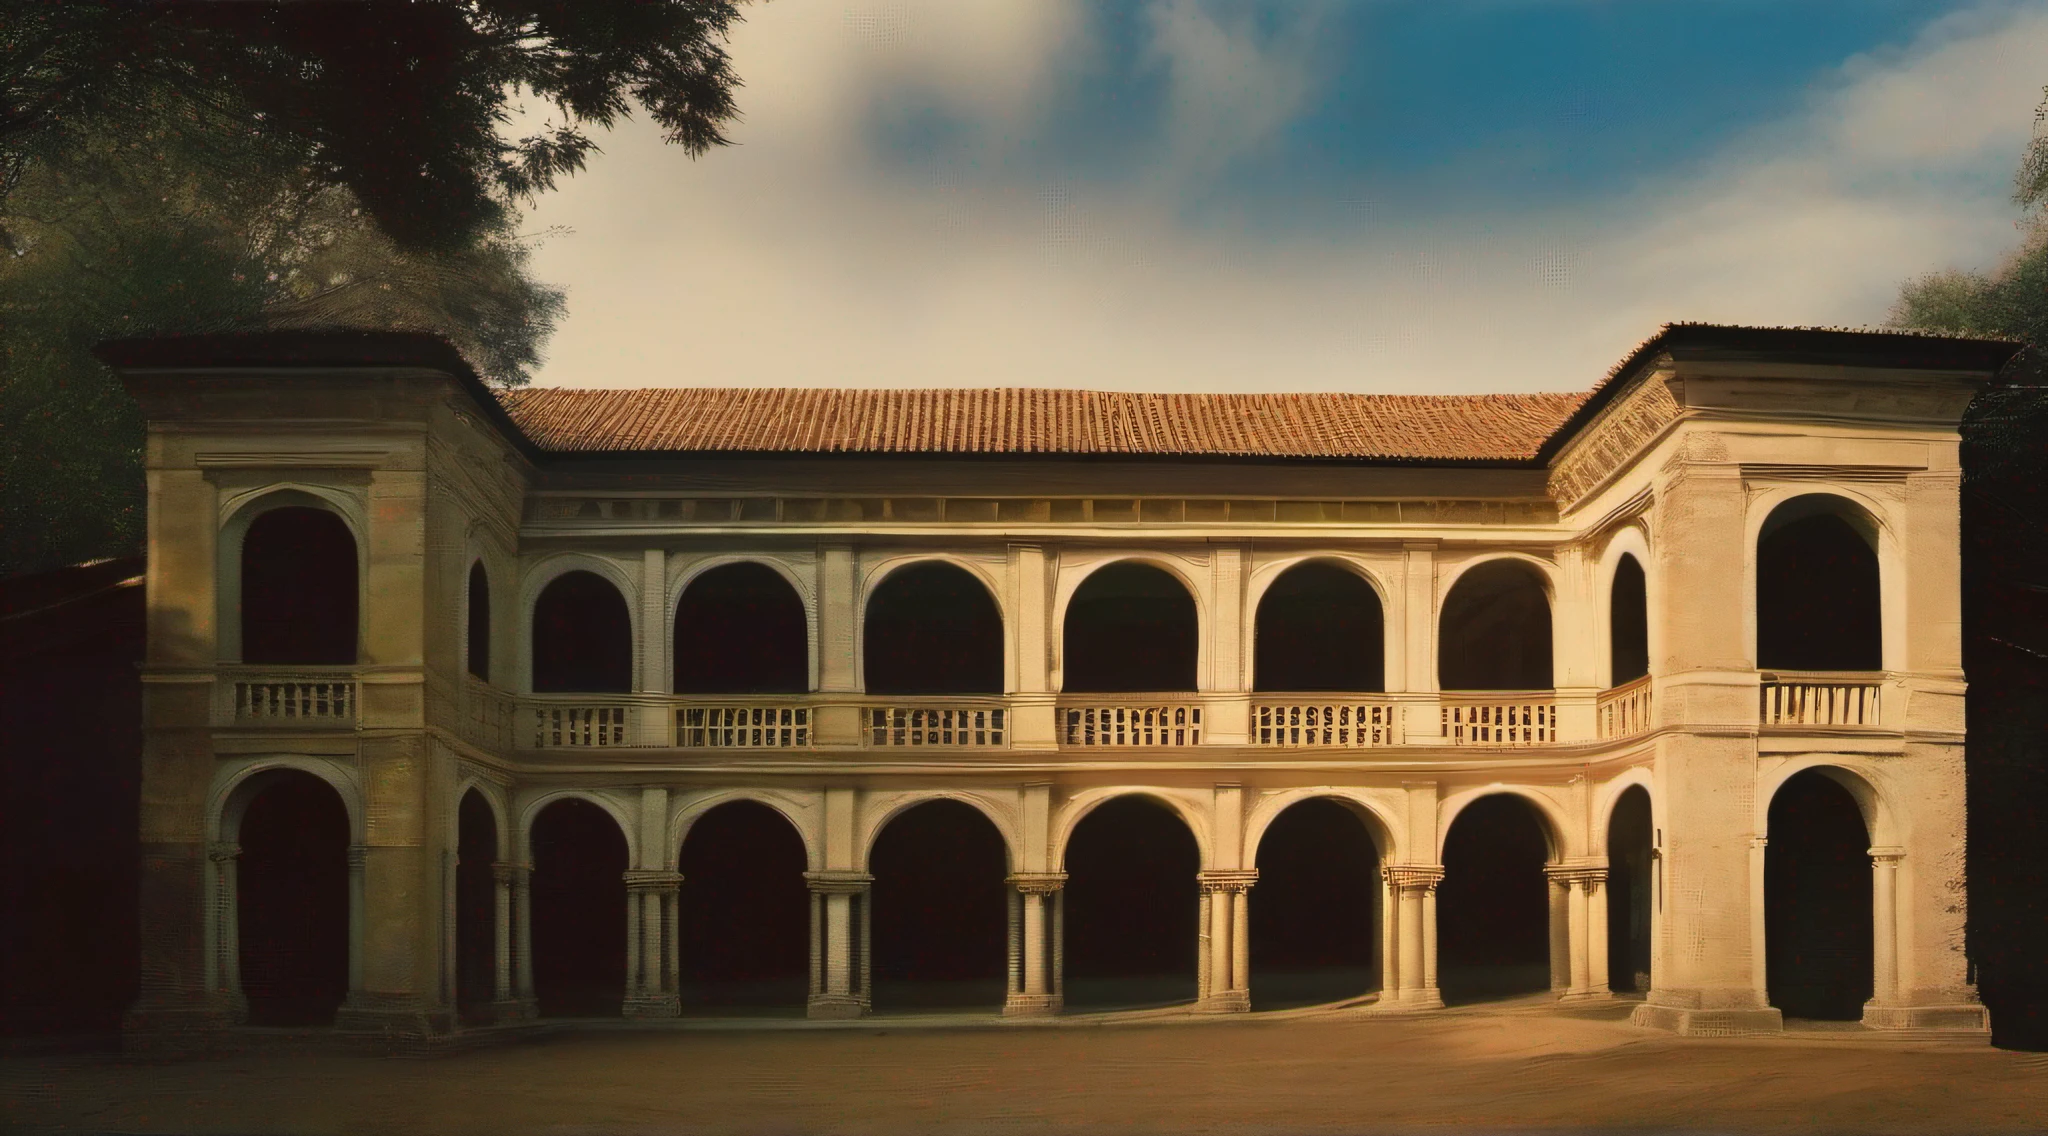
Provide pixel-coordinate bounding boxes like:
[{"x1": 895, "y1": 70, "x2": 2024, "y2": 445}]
[
  {"x1": 1438, "y1": 794, "x2": 1552, "y2": 1004},
  {"x1": 1610, "y1": 554, "x2": 1648, "y2": 685},
  {"x1": 1062, "y1": 796, "x2": 1200, "y2": 1008},
  {"x1": 1757, "y1": 498, "x2": 1882, "y2": 671},
  {"x1": 455, "y1": 790, "x2": 497, "y2": 1023},
  {"x1": 869, "y1": 799, "x2": 1009, "y2": 1012},
  {"x1": 674, "y1": 563, "x2": 809, "y2": 694},
  {"x1": 1249, "y1": 798, "x2": 1379, "y2": 1010},
  {"x1": 863, "y1": 562, "x2": 1003, "y2": 694},
  {"x1": 530, "y1": 798, "x2": 628, "y2": 1017},
  {"x1": 236, "y1": 770, "x2": 350, "y2": 1026},
  {"x1": 1255, "y1": 562, "x2": 1385, "y2": 692},
  {"x1": 1062, "y1": 563, "x2": 1198, "y2": 693},
  {"x1": 467, "y1": 562, "x2": 491, "y2": 682},
  {"x1": 1606, "y1": 786, "x2": 1653, "y2": 994},
  {"x1": 241, "y1": 506, "x2": 357, "y2": 665},
  {"x1": 1766, "y1": 769, "x2": 1873, "y2": 1020},
  {"x1": 678, "y1": 801, "x2": 810, "y2": 1013},
  {"x1": 1439, "y1": 560, "x2": 1552, "y2": 690},
  {"x1": 531, "y1": 571, "x2": 633, "y2": 693}
]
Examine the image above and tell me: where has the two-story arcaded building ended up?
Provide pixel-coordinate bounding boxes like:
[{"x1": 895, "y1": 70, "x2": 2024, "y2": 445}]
[{"x1": 97, "y1": 323, "x2": 2017, "y2": 1047}]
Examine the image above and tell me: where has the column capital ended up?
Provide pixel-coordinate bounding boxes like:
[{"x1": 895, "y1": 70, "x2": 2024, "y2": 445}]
[
  {"x1": 207, "y1": 841, "x2": 242, "y2": 863},
  {"x1": 1198, "y1": 869, "x2": 1258, "y2": 894},
  {"x1": 803, "y1": 870, "x2": 874, "y2": 895},
  {"x1": 1007, "y1": 871, "x2": 1068, "y2": 894},
  {"x1": 346, "y1": 844, "x2": 369, "y2": 870},
  {"x1": 623, "y1": 869, "x2": 683, "y2": 893},
  {"x1": 492, "y1": 860, "x2": 533, "y2": 884},
  {"x1": 1544, "y1": 863, "x2": 1608, "y2": 886},
  {"x1": 1382, "y1": 863, "x2": 1445, "y2": 891},
  {"x1": 1867, "y1": 846, "x2": 1906, "y2": 864}
]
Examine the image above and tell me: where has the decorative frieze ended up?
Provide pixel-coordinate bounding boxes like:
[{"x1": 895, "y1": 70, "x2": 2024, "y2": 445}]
[
  {"x1": 1547, "y1": 372, "x2": 1681, "y2": 508},
  {"x1": 526, "y1": 495, "x2": 1559, "y2": 527}
]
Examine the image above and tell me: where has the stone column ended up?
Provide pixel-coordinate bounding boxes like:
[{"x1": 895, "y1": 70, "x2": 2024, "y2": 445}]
[
  {"x1": 346, "y1": 843, "x2": 368, "y2": 999},
  {"x1": 1548, "y1": 865, "x2": 1608, "y2": 1001},
  {"x1": 1197, "y1": 870, "x2": 1256, "y2": 1012},
  {"x1": 1204, "y1": 545, "x2": 1250, "y2": 744},
  {"x1": 1381, "y1": 864, "x2": 1443, "y2": 1007},
  {"x1": 805, "y1": 870, "x2": 873, "y2": 1019},
  {"x1": 1005, "y1": 872, "x2": 1067, "y2": 1016},
  {"x1": 1587, "y1": 872, "x2": 1610, "y2": 993},
  {"x1": 1866, "y1": 847, "x2": 1903, "y2": 1014},
  {"x1": 1399, "y1": 543, "x2": 1443, "y2": 744},
  {"x1": 1009, "y1": 544, "x2": 1058, "y2": 750},
  {"x1": 1546, "y1": 870, "x2": 1571, "y2": 993},
  {"x1": 513, "y1": 864, "x2": 537, "y2": 1011},
  {"x1": 489, "y1": 862, "x2": 519, "y2": 1019},
  {"x1": 813, "y1": 544, "x2": 864, "y2": 747},
  {"x1": 205, "y1": 842, "x2": 246, "y2": 1022},
  {"x1": 634, "y1": 549, "x2": 671, "y2": 745},
  {"x1": 622, "y1": 870, "x2": 683, "y2": 1018}
]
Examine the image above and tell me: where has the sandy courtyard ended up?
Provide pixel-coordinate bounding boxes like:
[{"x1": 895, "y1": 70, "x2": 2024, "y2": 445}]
[{"x1": 6, "y1": 1003, "x2": 2046, "y2": 1135}]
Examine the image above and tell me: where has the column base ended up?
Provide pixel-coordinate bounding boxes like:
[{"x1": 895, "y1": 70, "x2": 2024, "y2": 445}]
[
  {"x1": 1195, "y1": 991, "x2": 1251, "y2": 1014},
  {"x1": 623, "y1": 993, "x2": 682, "y2": 1020},
  {"x1": 1558, "y1": 988, "x2": 1614, "y2": 1003},
  {"x1": 333, "y1": 997, "x2": 457, "y2": 1039},
  {"x1": 490, "y1": 998, "x2": 538, "y2": 1025},
  {"x1": 121, "y1": 1003, "x2": 238, "y2": 1053},
  {"x1": 1384, "y1": 988, "x2": 1443, "y2": 1010},
  {"x1": 806, "y1": 994, "x2": 870, "y2": 1020},
  {"x1": 1630, "y1": 1002, "x2": 1784, "y2": 1037},
  {"x1": 1862, "y1": 1001, "x2": 1990, "y2": 1033},
  {"x1": 1002, "y1": 993, "x2": 1063, "y2": 1017}
]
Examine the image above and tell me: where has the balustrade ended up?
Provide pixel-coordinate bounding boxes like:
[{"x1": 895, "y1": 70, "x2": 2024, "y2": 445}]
[
  {"x1": 867, "y1": 703, "x2": 1006, "y2": 747},
  {"x1": 531, "y1": 702, "x2": 632, "y2": 748},
  {"x1": 1441, "y1": 694, "x2": 1556, "y2": 746},
  {"x1": 1058, "y1": 699, "x2": 1203, "y2": 747},
  {"x1": 1760, "y1": 672, "x2": 1882, "y2": 727},
  {"x1": 680, "y1": 702, "x2": 812, "y2": 748},
  {"x1": 1596, "y1": 677, "x2": 1653, "y2": 739},
  {"x1": 1253, "y1": 699, "x2": 1398, "y2": 746},
  {"x1": 218, "y1": 668, "x2": 357, "y2": 726}
]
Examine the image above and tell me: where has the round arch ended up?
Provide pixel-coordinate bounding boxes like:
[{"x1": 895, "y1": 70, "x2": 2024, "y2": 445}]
[
  {"x1": 463, "y1": 527, "x2": 515, "y2": 684},
  {"x1": 517, "y1": 554, "x2": 641, "y2": 693},
  {"x1": 210, "y1": 757, "x2": 365, "y2": 846},
  {"x1": 859, "y1": 555, "x2": 1008, "y2": 695},
  {"x1": 1435, "y1": 554, "x2": 1559, "y2": 692},
  {"x1": 855, "y1": 790, "x2": 1021, "y2": 873},
  {"x1": 1248, "y1": 557, "x2": 1390, "y2": 693},
  {"x1": 1051, "y1": 787, "x2": 1214, "y2": 871},
  {"x1": 670, "y1": 789, "x2": 820, "y2": 872},
  {"x1": 452, "y1": 776, "x2": 513, "y2": 862},
  {"x1": 516, "y1": 789, "x2": 638, "y2": 867},
  {"x1": 1056, "y1": 557, "x2": 1206, "y2": 694},
  {"x1": 1241, "y1": 788, "x2": 1400, "y2": 866},
  {"x1": 1436, "y1": 785, "x2": 1574, "y2": 863},
  {"x1": 217, "y1": 488, "x2": 366, "y2": 666},
  {"x1": 1594, "y1": 525, "x2": 1656, "y2": 689},
  {"x1": 1588, "y1": 767, "x2": 1657, "y2": 854},
  {"x1": 671, "y1": 558, "x2": 813, "y2": 695},
  {"x1": 1755, "y1": 758, "x2": 1900, "y2": 848},
  {"x1": 1744, "y1": 487, "x2": 1904, "y2": 672}
]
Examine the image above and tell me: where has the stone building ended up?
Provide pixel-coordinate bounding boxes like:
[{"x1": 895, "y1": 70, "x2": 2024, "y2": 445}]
[{"x1": 97, "y1": 323, "x2": 2015, "y2": 1045}]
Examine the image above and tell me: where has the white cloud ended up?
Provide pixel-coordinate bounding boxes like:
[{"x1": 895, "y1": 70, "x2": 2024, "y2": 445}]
[{"x1": 518, "y1": 0, "x2": 2048, "y2": 394}]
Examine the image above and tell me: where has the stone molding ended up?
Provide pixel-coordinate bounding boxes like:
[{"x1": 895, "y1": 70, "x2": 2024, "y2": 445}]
[
  {"x1": 491, "y1": 861, "x2": 532, "y2": 884},
  {"x1": 207, "y1": 842, "x2": 242, "y2": 863},
  {"x1": 1544, "y1": 864, "x2": 1609, "y2": 887},
  {"x1": 1006, "y1": 871, "x2": 1069, "y2": 894},
  {"x1": 1381, "y1": 863, "x2": 1444, "y2": 891},
  {"x1": 346, "y1": 844, "x2": 368, "y2": 871},
  {"x1": 1197, "y1": 869, "x2": 1258, "y2": 894},
  {"x1": 1868, "y1": 845, "x2": 1906, "y2": 864},
  {"x1": 622, "y1": 869, "x2": 683, "y2": 893},
  {"x1": 803, "y1": 870, "x2": 874, "y2": 895}
]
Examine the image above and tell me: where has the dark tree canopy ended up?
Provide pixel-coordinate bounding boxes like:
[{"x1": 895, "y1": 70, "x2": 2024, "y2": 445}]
[{"x1": 2, "y1": 0, "x2": 746, "y2": 252}]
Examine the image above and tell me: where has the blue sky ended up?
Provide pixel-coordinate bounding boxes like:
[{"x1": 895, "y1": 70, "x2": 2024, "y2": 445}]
[{"x1": 520, "y1": 0, "x2": 2048, "y2": 392}]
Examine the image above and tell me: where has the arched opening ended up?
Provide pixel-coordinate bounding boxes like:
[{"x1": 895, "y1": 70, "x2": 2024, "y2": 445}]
[
  {"x1": 1254, "y1": 562, "x2": 1385, "y2": 692},
  {"x1": 674, "y1": 563, "x2": 809, "y2": 694},
  {"x1": 1757, "y1": 497, "x2": 1882, "y2": 671},
  {"x1": 241, "y1": 506, "x2": 357, "y2": 665},
  {"x1": 1439, "y1": 560, "x2": 1552, "y2": 690},
  {"x1": 1606, "y1": 786, "x2": 1653, "y2": 995},
  {"x1": 868, "y1": 800, "x2": 1009, "y2": 1012},
  {"x1": 1610, "y1": 554, "x2": 1648, "y2": 685},
  {"x1": 1249, "y1": 798, "x2": 1380, "y2": 1010},
  {"x1": 234, "y1": 770, "x2": 350, "y2": 1026},
  {"x1": 676, "y1": 801, "x2": 809, "y2": 1013},
  {"x1": 530, "y1": 798, "x2": 628, "y2": 1017},
  {"x1": 863, "y1": 562, "x2": 1003, "y2": 694},
  {"x1": 467, "y1": 562, "x2": 491, "y2": 682},
  {"x1": 531, "y1": 571, "x2": 633, "y2": 693},
  {"x1": 1766, "y1": 769, "x2": 1873, "y2": 1020},
  {"x1": 1062, "y1": 563, "x2": 1198, "y2": 693},
  {"x1": 454, "y1": 790, "x2": 498, "y2": 1024},
  {"x1": 1062, "y1": 796, "x2": 1200, "y2": 1009},
  {"x1": 1438, "y1": 794, "x2": 1552, "y2": 1004}
]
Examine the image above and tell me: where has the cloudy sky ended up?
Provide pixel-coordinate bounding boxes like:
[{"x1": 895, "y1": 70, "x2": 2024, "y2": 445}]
[{"x1": 519, "y1": 0, "x2": 2048, "y2": 394}]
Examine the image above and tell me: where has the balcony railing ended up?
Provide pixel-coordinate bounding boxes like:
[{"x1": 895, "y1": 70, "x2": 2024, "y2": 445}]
[
  {"x1": 217, "y1": 666, "x2": 357, "y2": 727},
  {"x1": 1597, "y1": 676, "x2": 1653, "y2": 739},
  {"x1": 1760, "y1": 671, "x2": 1883, "y2": 728},
  {"x1": 680, "y1": 702, "x2": 812, "y2": 748},
  {"x1": 531, "y1": 700, "x2": 632, "y2": 748},
  {"x1": 1253, "y1": 699, "x2": 1399, "y2": 747},
  {"x1": 867, "y1": 701, "x2": 1008, "y2": 747},
  {"x1": 1441, "y1": 693, "x2": 1556, "y2": 746},
  {"x1": 1058, "y1": 696, "x2": 1203, "y2": 747}
]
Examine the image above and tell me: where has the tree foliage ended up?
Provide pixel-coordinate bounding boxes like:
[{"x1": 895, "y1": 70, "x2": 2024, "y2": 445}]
[{"x1": 2, "y1": 0, "x2": 745, "y2": 252}]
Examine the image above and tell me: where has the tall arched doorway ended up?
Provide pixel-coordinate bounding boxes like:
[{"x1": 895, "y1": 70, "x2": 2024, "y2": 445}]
[
  {"x1": 1439, "y1": 560, "x2": 1552, "y2": 690},
  {"x1": 1766, "y1": 769, "x2": 1873, "y2": 1020},
  {"x1": 241, "y1": 505, "x2": 357, "y2": 665},
  {"x1": 531, "y1": 571, "x2": 633, "y2": 693},
  {"x1": 1606, "y1": 786, "x2": 1653, "y2": 995},
  {"x1": 678, "y1": 801, "x2": 810, "y2": 1013},
  {"x1": 454, "y1": 789, "x2": 498, "y2": 1023},
  {"x1": 234, "y1": 770, "x2": 350, "y2": 1026},
  {"x1": 863, "y1": 562, "x2": 1004, "y2": 694},
  {"x1": 1062, "y1": 563, "x2": 1199, "y2": 693},
  {"x1": 1438, "y1": 794, "x2": 1552, "y2": 1005},
  {"x1": 1757, "y1": 496, "x2": 1882, "y2": 671},
  {"x1": 868, "y1": 799, "x2": 1009, "y2": 1012},
  {"x1": 1249, "y1": 798, "x2": 1380, "y2": 1010},
  {"x1": 529, "y1": 798, "x2": 628, "y2": 1017},
  {"x1": 1254, "y1": 562, "x2": 1384, "y2": 692},
  {"x1": 466, "y1": 561, "x2": 491, "y2": 682},
  {"x1": 1610, "y1": 554, "x2": 1648, "y2": 685},
  {"x1": 674, "y1": 563, "x2": 809, "y2": 694},
  {"x1": 1062, "y1": 796, "x2": 1200, "y2": 1009}
]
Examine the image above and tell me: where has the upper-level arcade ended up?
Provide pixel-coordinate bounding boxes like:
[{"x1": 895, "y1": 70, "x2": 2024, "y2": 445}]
[{"x1": 98, "y1": 325, "x2": 2018, "y2": 759}]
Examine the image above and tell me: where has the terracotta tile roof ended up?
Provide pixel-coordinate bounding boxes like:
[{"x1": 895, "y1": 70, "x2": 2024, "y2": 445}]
[{"x1": 495, "y1": 388, "x2": 1591, "y2": 460}]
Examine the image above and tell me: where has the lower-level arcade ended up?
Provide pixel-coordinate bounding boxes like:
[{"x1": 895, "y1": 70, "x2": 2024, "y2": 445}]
[{"x1": 165, "y1": 749, "x2": 1983, "y2": 1042}]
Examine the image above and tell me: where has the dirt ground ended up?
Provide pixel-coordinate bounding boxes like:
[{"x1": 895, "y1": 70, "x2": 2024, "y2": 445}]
[{"x1": 6, "y1": 1002, "x2": 2046, "y2": 1135}]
